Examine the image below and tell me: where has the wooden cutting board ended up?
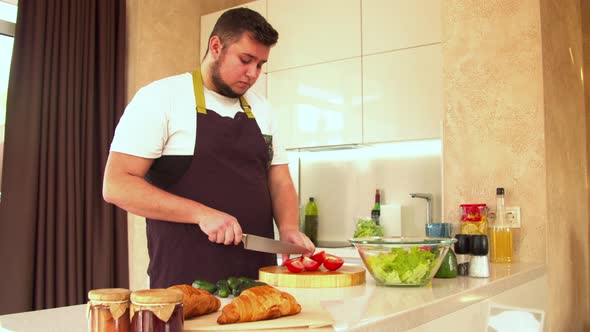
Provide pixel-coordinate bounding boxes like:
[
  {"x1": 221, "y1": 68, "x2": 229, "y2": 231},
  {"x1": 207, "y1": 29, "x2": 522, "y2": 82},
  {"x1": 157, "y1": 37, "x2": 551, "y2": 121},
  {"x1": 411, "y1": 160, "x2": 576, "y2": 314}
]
[
  {"x1": 259, "y1": 265, "x2": 366, "y2": 288},
  {"x1": 183, "y1": 302, "x2": 334, "y2": 331}
]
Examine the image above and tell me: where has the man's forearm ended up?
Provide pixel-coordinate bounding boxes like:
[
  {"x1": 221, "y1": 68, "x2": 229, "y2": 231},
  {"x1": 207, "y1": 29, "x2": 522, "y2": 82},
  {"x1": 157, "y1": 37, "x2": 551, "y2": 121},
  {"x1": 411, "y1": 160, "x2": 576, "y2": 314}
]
[
  {"x1": 102, "y1": 152, "x2": 210, "y2": 224},
  {"x1": 272, "y1": 188, "x2": 299, "y2": 232},
  {"x1": 103, "y1": 172, "x2": 207, "y2": 224},
  {"x1": 103, "y1": 152, "x2": 243, "y2": 245},
  {"x1": 268, "y1": 166, "x2": 299, "y2": 232}
]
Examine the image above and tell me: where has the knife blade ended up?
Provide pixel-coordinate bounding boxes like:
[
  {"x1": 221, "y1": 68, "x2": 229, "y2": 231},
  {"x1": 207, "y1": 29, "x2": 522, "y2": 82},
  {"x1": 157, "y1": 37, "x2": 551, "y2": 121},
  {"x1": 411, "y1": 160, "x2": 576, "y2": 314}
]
[{"x1": 242, "y1": 234, "x2": 308, "y2": 254}]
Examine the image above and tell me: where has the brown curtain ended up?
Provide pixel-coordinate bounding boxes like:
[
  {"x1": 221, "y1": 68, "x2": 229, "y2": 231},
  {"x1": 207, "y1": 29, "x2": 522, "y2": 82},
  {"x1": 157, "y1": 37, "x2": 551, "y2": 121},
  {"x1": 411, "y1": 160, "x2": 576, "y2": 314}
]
[{"x1": 0, "y1": 0, "x2": 128, "y2": 314}]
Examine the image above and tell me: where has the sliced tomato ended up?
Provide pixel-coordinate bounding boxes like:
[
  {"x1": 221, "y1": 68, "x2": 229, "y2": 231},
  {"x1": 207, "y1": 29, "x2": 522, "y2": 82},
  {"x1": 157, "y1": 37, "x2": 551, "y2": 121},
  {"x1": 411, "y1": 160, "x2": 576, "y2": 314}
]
[
  {"x1": 323, "y1": 253, "x2": 344, "y2": 271},
  {"x1": 300, "y1": 256, "x2": 321, "y2": 271},
  {"x1": 310, "y1": 251, "x2": 326, "y2": 264},
  {"x1": 284, "y1": 257, "x2": 304, "y2": 273}
]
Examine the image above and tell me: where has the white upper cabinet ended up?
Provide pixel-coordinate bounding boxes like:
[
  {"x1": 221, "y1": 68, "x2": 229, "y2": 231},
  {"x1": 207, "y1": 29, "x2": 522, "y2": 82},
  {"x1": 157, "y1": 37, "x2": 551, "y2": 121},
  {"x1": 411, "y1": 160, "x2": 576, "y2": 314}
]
[
  {"x1": 362, "y1": 44, "x2": 442, "y2": 143},
  {"x1": 362, "y1": 0, "x2": 442, "y2": 55},
  {"x1": 268, "y1": 58, "x2": 362, "y2": 148},
  {"x1": 267, "y1": 0, "x2": 361, "y2": 72}
]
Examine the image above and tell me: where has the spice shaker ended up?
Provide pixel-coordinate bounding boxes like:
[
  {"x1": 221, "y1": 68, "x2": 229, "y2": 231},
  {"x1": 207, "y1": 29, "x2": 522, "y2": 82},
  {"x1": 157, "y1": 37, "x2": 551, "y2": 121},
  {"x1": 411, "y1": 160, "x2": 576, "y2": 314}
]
[
  {"x1": 87, "y1": 288, "x2": 131, "y2": 332},
  {"x1": 454, "y1": 234, "x2": 471, "y2": 276},
  {"x1": 468, "y1": 234, "x2": 490, "y2": 278}
]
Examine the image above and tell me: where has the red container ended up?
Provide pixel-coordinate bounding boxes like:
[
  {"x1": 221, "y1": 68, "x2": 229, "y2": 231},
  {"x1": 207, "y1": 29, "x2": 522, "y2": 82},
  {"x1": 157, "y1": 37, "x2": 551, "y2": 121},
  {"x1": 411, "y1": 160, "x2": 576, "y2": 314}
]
[
  {"x1": 460, "y1": 204, "x2": 487, "y2": 222},
  {"x1": 459, "y1": 204, "x2": 488, "y2": 235}
]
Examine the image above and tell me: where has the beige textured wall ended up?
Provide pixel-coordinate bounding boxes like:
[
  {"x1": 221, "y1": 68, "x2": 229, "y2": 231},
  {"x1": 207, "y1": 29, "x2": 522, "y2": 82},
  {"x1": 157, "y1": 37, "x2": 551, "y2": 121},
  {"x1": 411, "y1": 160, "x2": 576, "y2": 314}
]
[
  {"x1": 443, "y1": 0, "x2": 590, "y2": 330},
  {"x1": 200, "y1": 0, "x2": 253, "y2": 16},
  {"x1": 584, "y1": 0, "x2": 590, "y2": 323},
  {"x1": 540, "y1": 0, "x2": 588, "y2": 329},
  {"x1": 125, "y1": 0, "x2": 255, "y2": 290},
  {"x1": 442, "y1": 0, "x2": 546, "y2": 263}
]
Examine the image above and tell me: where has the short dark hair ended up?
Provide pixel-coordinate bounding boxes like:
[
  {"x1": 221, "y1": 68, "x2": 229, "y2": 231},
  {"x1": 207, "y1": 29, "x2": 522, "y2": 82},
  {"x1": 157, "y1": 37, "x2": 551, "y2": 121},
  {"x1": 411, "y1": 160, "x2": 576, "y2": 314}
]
[{"x1": 206, "y1": 8, "x2": 278, "y2": 55}]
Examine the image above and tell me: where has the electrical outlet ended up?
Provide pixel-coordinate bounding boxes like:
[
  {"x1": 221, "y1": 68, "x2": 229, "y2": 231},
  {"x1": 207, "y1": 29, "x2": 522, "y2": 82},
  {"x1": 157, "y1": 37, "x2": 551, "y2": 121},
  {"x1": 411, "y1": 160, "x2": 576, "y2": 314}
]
[{"x1": 505, "y1": 206, "x2": 521, "y2": 228}]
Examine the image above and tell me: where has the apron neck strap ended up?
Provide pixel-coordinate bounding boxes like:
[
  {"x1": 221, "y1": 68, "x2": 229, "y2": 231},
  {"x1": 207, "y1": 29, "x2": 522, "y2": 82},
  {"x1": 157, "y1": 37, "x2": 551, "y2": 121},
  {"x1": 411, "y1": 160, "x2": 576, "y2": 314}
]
[
  {"x1": 192, "y1": 68, "x2": 255, "y2": 119},
  {"x1": 239, "y1": 96, "x2": 254, "y2": 119},
  {"x1": 192, "y1": 68, "x2": 207, "y2": 114}
]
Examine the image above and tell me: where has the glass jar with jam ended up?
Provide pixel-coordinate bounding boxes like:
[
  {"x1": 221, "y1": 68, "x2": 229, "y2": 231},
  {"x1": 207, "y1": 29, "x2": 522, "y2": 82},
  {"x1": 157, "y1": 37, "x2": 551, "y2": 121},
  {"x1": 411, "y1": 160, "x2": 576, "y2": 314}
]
[
  {"x1": 130, "y1": 289, "x2": 184, "y2": 332},
  {"x1": 87, "y1": 288, "x2": 131, "y2": 332},
  {"x1": 459, "y1": 204, "x2": 488, "y2": 235}
]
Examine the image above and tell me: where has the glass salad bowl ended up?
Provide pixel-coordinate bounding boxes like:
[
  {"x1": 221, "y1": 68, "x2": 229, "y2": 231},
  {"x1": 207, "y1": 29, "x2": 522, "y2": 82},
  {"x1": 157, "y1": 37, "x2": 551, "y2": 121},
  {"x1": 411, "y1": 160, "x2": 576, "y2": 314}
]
[{"x1": 350, "y1": 236, "x2": 457, "y2": 287}]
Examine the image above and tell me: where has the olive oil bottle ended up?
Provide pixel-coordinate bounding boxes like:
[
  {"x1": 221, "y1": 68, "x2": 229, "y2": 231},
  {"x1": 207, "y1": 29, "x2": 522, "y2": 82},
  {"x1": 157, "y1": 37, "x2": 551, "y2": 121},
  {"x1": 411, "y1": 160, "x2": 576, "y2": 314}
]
[
  {"x1": 489, "y1": 188, "x2": 513, "y2": 263},
  {"x1": 304, "y1": 197, "x2": 318, "y2": 246}
]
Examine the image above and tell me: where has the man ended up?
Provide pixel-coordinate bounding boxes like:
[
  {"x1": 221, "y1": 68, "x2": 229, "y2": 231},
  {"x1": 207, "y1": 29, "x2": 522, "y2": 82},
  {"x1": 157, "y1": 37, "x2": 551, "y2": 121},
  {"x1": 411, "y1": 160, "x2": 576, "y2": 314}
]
[{"x1": 103, "y1": 8, "x2": 315, "y2": 288}]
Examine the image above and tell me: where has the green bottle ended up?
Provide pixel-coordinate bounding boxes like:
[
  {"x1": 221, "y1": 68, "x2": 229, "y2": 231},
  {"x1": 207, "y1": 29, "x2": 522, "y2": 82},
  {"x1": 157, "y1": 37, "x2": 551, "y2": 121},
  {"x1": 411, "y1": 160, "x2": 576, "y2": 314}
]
[
  {"x1": 304, "y1": 197, "x2": 318, "y2": 246},
  {"x1": 371, "y1": 189, "x2": 381, "y2": 223},
  {"x1": 434, "y1": 249, "x2": 458, "y2": 278}
]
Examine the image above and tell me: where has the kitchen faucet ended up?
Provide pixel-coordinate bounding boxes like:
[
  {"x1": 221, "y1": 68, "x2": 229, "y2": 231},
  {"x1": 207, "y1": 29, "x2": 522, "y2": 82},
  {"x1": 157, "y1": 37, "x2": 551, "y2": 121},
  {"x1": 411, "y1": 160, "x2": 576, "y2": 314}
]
[{"x1": 410, "y1": 193, "x2": 432, "y2": 225}]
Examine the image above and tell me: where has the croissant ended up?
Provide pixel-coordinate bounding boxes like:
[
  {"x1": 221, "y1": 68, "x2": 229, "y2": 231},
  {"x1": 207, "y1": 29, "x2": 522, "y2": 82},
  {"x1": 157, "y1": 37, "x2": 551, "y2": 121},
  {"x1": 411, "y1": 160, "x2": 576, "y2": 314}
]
[
  {"x1": 168, "y1": 284, "x2": 221, "y2": 319},
  {"x1": 217, "y1": 285, "x2": 301, "y2": 324}
]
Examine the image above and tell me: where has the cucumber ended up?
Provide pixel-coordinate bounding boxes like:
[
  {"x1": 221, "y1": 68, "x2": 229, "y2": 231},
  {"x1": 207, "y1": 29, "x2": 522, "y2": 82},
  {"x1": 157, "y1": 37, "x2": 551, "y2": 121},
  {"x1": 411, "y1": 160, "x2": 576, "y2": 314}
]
[
  {"x1": 226, "y1": 276, "x2": 243, "y2": 291},
  {"x1": 191, "y1": 280, "x2": 217, "y2": 294},
  {"x1": 237, "y1": 276, "x2": 254, "y2": 284},
  {"x1": 216, "y1": 279, "x2": 230, "y2": 298},
  {"x1": 232, "y1": 282, "x2": 248, "y2": 297}
]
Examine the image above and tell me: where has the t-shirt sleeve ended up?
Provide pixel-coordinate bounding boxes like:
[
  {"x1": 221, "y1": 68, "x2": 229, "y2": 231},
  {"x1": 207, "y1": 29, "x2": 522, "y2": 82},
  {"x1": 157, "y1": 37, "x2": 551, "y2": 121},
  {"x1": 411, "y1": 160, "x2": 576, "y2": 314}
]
[
  {"x1": 266, "y1": 101, "x2": 289, "y2": 166},
  {"x1": 110, "y1": 84, "x2": 168, "y2": 159}
]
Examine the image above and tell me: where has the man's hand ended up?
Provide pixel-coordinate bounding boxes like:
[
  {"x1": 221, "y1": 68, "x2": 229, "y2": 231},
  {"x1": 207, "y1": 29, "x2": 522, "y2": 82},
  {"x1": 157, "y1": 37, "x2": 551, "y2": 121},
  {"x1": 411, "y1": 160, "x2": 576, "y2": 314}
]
[
  {"x1": 197, "y1": 208, "x2": 243, "y2": 245},
  {"x1": 279, "y1": 229, "x2": 315, "y2": 263}
]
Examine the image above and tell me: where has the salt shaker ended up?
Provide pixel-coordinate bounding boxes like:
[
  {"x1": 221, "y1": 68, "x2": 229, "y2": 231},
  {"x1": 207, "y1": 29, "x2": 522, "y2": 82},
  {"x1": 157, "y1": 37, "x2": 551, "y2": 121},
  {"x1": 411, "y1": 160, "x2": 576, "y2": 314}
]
[
  {"x1": 468, "y1": 234, "x2": 490, "y2": 278},
  {"x1": 454, "y1": 234, "x2": 471, "y2": 276}
]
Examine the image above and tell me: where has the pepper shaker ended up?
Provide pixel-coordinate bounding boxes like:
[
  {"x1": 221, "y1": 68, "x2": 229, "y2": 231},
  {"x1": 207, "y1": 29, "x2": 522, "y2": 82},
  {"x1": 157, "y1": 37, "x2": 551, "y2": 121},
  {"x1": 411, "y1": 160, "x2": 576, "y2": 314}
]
[
  {"x1": 454, "y1": 234, "x2": 471, "y2": 276},
  {"x1": 468, "y1": 234, "x2": 490, "y2": 278}
]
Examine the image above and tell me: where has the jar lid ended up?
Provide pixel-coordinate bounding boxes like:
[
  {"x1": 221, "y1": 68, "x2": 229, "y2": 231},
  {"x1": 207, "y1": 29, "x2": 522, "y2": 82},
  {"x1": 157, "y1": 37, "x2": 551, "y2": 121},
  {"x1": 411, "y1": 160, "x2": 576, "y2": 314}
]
[
  {"x1": 88, "y1": 288, "x2": 131, "y2": 302},
  {"x1": 131, "y1": 289, "x2": 183, "y2": 305},
  {"x1": 459, "y1": 204, "x2": 487, "y2": 207}
]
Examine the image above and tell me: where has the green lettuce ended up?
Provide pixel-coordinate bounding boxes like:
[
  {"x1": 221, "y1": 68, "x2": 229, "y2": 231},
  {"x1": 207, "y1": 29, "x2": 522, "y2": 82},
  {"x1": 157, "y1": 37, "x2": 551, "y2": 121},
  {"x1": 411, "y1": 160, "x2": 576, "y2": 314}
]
[
  {"x1": 366, "y1": 247, "x2": 438, "y2": 285},
  {"x1": 353, "y1": 218, "x2": 384, "y2": 238}
]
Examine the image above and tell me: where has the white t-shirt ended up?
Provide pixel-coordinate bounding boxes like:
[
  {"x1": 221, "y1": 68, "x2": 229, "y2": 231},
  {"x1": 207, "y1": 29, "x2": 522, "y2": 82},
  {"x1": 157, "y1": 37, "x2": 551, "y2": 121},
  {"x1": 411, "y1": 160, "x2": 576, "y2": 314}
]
[{"x1": 110, "y1": 72, "x2": 287, "y2": 165}]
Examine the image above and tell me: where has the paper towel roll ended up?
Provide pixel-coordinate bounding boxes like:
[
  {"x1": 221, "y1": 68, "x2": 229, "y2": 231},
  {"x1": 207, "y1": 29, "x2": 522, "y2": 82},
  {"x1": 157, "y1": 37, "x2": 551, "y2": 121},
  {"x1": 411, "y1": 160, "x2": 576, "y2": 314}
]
[{"x1": 380, "y1": 205, "x2": 402, "y2": 236}]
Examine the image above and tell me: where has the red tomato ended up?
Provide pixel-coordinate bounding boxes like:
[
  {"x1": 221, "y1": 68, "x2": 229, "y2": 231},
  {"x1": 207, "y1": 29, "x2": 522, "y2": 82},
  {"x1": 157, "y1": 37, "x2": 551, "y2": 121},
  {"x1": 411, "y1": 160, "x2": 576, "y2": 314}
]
[
  {"x1": 300, "y1": 256, "x2": 321, "y2": 271},
  {"x1": 284, "y1": 257, "x2": 304, "y2": 273},
  {"x1": 311, "y1": 251, "x2": 326, "y2": 264},
  {"x1": 323, "y1": 254, "x2": 344, "y2": 271}
]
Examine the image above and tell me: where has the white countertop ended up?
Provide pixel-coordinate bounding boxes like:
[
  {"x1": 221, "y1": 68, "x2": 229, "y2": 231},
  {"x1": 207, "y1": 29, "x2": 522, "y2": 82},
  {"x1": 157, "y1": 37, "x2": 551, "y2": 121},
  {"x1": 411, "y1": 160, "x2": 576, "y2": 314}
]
[
  {"x1": 0, "y1": 262, "x2": 545, "y2": 332},
  {"x1": 288, "y1": 262, "x2": 546, "y2": 331}
]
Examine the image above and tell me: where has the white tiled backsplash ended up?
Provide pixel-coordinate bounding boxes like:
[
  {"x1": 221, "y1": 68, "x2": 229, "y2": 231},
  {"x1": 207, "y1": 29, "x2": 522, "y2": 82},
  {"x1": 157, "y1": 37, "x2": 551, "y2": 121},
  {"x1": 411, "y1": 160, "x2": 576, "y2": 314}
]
[{"x1": 288, "y1": 139, "x2": 443, "y2": 242}]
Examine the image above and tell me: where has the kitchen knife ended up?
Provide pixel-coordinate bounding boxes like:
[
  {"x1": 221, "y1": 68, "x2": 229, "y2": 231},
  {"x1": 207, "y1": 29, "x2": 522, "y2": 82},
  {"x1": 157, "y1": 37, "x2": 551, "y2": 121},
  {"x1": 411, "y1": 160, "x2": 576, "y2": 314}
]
[{"x1": 242, "y1": 234, "x2": 308, "y2": 254}]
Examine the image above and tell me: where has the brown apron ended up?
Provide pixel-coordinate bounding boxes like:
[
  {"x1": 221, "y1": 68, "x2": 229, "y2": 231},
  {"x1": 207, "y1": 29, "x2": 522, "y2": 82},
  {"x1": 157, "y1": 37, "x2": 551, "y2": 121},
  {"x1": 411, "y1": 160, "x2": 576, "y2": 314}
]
[{"x1": 145, "y1": 69, "x2": 275, "y2": 288}]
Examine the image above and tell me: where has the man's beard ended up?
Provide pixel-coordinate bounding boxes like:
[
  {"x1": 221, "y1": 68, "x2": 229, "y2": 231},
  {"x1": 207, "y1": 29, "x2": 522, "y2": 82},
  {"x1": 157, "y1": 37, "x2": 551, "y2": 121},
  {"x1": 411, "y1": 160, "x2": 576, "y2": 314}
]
[{"x1": 210, "y1": 54, "x2": 243, "y2": 98}]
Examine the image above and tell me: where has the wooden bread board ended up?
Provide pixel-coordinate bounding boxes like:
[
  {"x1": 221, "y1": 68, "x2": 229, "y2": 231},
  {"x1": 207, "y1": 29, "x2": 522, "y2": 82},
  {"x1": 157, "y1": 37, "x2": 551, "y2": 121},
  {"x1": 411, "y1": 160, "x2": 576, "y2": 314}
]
[
  {"x1": 183, "y1": 302, "x2": 334, "y2": 330},
  {"x1": 259, "y1": 265, "x2": 366, "y2": 288}
]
